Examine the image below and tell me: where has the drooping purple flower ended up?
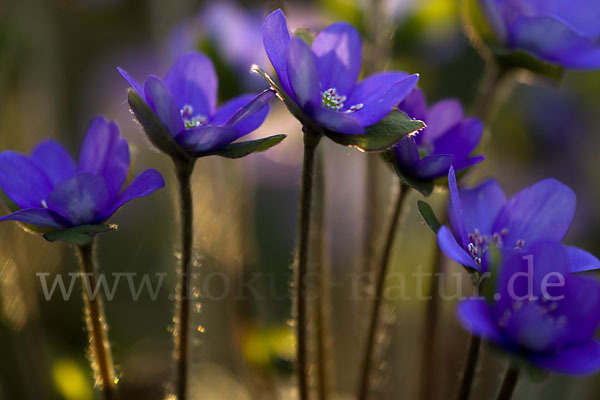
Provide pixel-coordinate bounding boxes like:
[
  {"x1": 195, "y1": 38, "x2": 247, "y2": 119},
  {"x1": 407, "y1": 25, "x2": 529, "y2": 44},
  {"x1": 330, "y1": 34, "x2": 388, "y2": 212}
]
[
  {"x1": 168, "y1": 2, "x2": 267, "y2": 91},
  {"x1": 479, "y1": 0, "x2": 600, "y2": 69},
  {"x1": 0, "y1": 116, "x2": 165, "y2": 231},
  {"x1": 118, "y1": 51, "x2": 276, "y2": 155},
  {"x1": 437, "y1": 166, "x2": 600, "y2": 272},
  {"x1": 262, "y1": 9, "x2": 419, "y2": 135},
  {"x1": 457, "y1": 240, "x2": 600, "y2": 375},
  {"x1": 393, "y1": 88, "x2": 484, "y2": 180}
]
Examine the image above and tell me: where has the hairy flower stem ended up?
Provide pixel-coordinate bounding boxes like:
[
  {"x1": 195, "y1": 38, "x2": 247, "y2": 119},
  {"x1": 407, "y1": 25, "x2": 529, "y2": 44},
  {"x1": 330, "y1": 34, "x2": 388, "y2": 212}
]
[
  {"x1": 496, "y1": 366, "x2": 520, "y2": 400},
  {"x1": 76, "y1": 241, "x2": 116, "y2": 400},
  {"x1": 357, "y1": 182, "x2": 410, "y2": 400},
  {"x1": 313, "y1": 149, "x2": 330, "y2": 400},
  {"x1": 455, "y1": 334, "x2": 482, "y2": 400},
  {"x1": 418, "y1": 220, "x2": 445, "y2": 400},
  {"x1": 174, "y1": 157, "x2": 196, "y2": 400},
  {"x1": 297, "y1": 127, "x2": 322, "y2": 400}
]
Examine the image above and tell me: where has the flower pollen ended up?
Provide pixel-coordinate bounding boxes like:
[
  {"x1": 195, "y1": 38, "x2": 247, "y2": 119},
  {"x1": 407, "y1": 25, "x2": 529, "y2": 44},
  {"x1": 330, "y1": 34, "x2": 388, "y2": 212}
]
[
  {"x1": 180, "y1": 104, "x2": 207, "y2": 129},
  {"x1": 321, "y1": 88, "x2": 346, "y2": 111}
]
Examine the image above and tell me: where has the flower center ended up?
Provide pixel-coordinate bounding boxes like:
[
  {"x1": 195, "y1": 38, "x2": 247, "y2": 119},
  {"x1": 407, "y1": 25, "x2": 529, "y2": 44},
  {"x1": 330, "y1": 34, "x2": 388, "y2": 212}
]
[
  {"x1": 466, "y1": 228, "x2": 524, "y2": 266},
  {"x1": 180, "y1": 104, "x2": 207, "y2": 129},
  {"x1": 497, "y1": 297, "x2": 568, "y2": 329},
  {"x1": 321, "y1": 88, "x2": 363, "y2": 113}
]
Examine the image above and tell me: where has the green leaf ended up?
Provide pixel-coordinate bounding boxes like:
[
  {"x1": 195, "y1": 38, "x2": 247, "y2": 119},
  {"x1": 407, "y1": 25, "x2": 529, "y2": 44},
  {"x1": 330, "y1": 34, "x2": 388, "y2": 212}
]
[
  {"x1": 208, "y1": 134, "x2": 287, "y2": 159},
  {"x1": 127, "y1": 89, "x2": 190, "y2": 161},
  {"x1": 325, "y1": 110, "x2": 425, "y2": 152},
  {"x1": 44, "y1": 224, "x2": 117, "y2": 246},
  {"x1": 381, "y1": 149, "x2": 434, "y2": 196},
  {"x1": 417, "y1": 201, "x2": 441, "y2": 233}
]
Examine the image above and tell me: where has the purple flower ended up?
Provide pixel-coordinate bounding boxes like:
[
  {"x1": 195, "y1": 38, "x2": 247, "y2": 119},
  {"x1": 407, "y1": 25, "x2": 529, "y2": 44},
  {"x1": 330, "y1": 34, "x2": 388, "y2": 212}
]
[
  {"x1": 118, "y1": 51, "x2": 276, "y2": 155},
  {"x1": 480, "y1": 0, "x2": 600, "y2": 69},
  {"x1": 457, "y1": 240, "x2": 600, "y2": 375},
  {"x1": 262, "y1": 9, "x2": 419, "y2": 135},
  {"x1": 437, "y1": 166, "x2": 600, "y2": 272},
  {"x1": 168, "y1": 2, "x2": 267, "y2": 92},
  {"x1": 393, "y1": 88, "x2": 484, "y2": 180},
  {"x1": 0, "y1": 116, "x2": 165, "y2": 231}
]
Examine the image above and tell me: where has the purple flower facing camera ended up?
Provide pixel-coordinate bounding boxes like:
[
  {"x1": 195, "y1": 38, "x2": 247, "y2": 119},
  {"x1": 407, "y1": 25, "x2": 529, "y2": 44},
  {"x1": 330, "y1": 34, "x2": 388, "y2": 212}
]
[
  {"x1": 262, "y1": 9, "x2": 419, "y2": 135},
  {"x1": 119, "y1": 51, "x2": 275, "y2": 155},
  {"x1": 437, "y1": 166, "x2": 600, "y2": 273},
  {"x1": 0, "y1": 116, "x2": 164, "y2": 230}
]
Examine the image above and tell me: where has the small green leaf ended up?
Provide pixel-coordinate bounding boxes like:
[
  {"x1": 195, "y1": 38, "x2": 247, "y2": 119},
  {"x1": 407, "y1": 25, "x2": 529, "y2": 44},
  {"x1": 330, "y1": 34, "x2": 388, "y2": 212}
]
[
  {"x1": 381, "y1": 149, "x2": 434, "y2": 196},
  {"x1": 44, "y1": 224, "x2": 117, "y2": 246},
  {"x1": 417, "y1": 201, "x2": 441, "y2": 233},
  {"x1": 127, "y1": 89, "x2": 190, "y2": 161},
  {"x1": 325, "y1": 110, "x2": 425, "y2": 152},
  {"x1": 208, "y1": 134, "x2": 286, "y2": 159}
]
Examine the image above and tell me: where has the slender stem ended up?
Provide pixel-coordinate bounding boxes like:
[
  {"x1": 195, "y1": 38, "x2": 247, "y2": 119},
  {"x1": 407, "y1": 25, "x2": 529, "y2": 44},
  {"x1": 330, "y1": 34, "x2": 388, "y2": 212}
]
[
  {"x1": 357, "y1": 182, "x2": 410, "y2": 400},
  {"x1": 418, "y1": 224, "x2": 445, "y2": 400},
  {"x1": 297, "y1": 127, "x2": 322, "y2": 400},
  {"x1": 76, "y1": 241, "x2": 115, "y2": 400},
  {"x1": 313, "y1": 149, "x2": 330, "y2": 400},
  {"x1": 496, "y1": 367, "x2": 520, "y2": 400},
  {"x1": 455, "y1": 334, "x2": 482, "y2": 400},
  {"x1": 174, "y1": 157, "x2": 195, "y2": 400},
  {"x1": 474, "y1": 60, "x2": 513, "y2": 123}
]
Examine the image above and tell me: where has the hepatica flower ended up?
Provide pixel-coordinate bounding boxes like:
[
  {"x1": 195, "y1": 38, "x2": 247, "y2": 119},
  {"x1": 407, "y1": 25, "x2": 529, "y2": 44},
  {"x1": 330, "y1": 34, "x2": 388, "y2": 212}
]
[
  {"x1": 261, "y1": 9, "x2": 422, "y2": 142},
  {"x1": 479, "y1": 0, "x2": 600, "y2": 69},
  {"x1": 437, "y1": 167, "x2": 600, "y2": 272},
  {"x1": 120, "y1": 51, "x2": 283, "y2": 159},
  {"x1": 0, "y1": 117, "x2": 165, "y2": 235},
  {"x1": 390, "y1": 88, "x2": 483, "y2": 190},
  {"x1": 457, "y1": 241, "x2": 600, "y2": 375}
]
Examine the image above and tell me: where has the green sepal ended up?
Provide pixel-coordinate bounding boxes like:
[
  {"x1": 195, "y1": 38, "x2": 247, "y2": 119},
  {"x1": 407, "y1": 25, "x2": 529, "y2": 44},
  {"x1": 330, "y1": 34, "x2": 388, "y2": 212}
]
[
  {"x1": 417, "y1": 200, "x2": 441, "y2": 233},
  {"x1": 43, "y1": 224, "x2": 118, "y2": 246},
  {"x1": 251, "y1": 65, "x2": 312, "y2": 128},
  {"x1": 0, "y1": 188, "x2": 20, "y2": 214},
  {"x1": 199, "y1": 134, "x2": 286, "y2": 159},
  {"x1": 479, "y1": 243, "x2": 502, "y2": 303},
  {"x1": 294, "y1": 28, "x2": 315, "y2": 46},
  {"x1": 324, "y1": 110, "x2": 425, "y2": 152},
  {"x1": 127, "y1": 89, "x2": 190, "y2": 161},
  {"x1": 381, "y1": 149, "x2": 434, "y2": 196},
  {"x1": 492, "y1": 47, "x2": 564, "y2": 82}
]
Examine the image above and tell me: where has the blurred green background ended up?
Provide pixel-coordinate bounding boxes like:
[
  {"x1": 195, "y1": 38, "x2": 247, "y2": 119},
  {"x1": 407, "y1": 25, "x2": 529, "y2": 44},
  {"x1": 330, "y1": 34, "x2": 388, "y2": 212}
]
[{"x1": 1, "y1": 0, "x2": 600, "y2": 399}]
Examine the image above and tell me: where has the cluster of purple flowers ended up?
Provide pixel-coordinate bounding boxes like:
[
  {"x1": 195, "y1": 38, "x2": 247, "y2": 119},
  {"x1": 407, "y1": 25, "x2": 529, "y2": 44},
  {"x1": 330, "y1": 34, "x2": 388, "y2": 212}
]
[
  {"x1": 1, "y1": 2, "x2": 600, "y2": 398},
  {"x1": 439, "y1": 166, "x2": 600, "y2": 374}
]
